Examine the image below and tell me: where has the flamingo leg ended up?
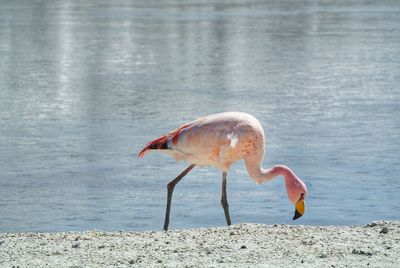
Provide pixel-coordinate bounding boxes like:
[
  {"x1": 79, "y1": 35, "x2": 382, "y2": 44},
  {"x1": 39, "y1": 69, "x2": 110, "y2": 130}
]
[
  {"x1": 163, "y1": 164, "x2": 195, "y2": 231},
  {"x1": 221, "y1": 172, "x2": 232, "y2": 226}
]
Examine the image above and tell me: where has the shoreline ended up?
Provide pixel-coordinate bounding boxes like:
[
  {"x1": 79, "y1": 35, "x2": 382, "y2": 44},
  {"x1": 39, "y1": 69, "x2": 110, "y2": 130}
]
[{"x1": 1, "y1": 221, "x2": 399, "y2": 267}]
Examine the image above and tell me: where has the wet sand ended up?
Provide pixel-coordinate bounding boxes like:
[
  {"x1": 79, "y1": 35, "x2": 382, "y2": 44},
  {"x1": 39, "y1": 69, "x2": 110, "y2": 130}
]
[{"x1": 1, "y1": 221, "x2": 399, "y2": 267}]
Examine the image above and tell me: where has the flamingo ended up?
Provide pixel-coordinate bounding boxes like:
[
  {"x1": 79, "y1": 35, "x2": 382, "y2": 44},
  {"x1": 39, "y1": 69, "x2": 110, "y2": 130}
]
[{"x1": 138, "y1": 112, "x2": 307, "y2": 231}]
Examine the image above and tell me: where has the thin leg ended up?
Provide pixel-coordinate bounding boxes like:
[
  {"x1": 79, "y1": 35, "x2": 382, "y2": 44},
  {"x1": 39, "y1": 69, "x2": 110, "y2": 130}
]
[
  {"x1": 221, "y1": 172, "x2": 232, "y2": 226},
  {"x1": 163, "y1": 164, "x2": 195, "y2": 231}
]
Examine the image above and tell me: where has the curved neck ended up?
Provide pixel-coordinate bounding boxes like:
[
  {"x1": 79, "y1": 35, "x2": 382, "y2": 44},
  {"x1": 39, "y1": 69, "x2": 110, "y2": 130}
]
[
  {"x1": 244, "y1": 154, "x2": 307, "y2": 205},
  {"x1": 244, "y1": 154, "x2": 293, "y2": 184}
]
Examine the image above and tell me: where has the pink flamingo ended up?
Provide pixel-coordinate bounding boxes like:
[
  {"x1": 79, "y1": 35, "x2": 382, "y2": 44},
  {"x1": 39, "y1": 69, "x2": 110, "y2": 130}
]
[{"x1": 138, "y1": 112, "x2": 307, "y2": 231}]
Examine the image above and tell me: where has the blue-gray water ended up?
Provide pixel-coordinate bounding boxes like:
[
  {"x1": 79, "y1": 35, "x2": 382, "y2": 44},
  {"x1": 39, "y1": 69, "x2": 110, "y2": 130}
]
[{"x1": 1, "y1": 0, "x2": 399, "y2": 232}]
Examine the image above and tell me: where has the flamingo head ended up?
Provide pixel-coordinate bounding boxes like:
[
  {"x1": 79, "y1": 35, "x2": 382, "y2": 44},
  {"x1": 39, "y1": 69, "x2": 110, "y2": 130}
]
[{"x1": 283, "y1": 168, "x2": 308, "y2": 220}]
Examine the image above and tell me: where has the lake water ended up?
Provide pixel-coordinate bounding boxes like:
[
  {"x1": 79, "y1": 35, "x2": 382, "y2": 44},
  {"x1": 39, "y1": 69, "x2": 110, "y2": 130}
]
[{"x1": 1, "y1": 0, "x2": 399, "y2": 232}]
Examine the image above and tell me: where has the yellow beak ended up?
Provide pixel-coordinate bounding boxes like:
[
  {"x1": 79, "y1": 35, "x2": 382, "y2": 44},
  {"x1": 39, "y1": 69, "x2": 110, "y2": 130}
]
[{"x1": 293, "y1": 197, "x2": 305, "y2": 220}]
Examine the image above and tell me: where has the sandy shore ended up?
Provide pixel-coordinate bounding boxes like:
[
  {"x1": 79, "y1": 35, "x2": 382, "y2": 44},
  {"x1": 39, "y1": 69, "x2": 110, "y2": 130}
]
[{"x1": 1, "y1": 221, "x2": 399, "y2": 267}]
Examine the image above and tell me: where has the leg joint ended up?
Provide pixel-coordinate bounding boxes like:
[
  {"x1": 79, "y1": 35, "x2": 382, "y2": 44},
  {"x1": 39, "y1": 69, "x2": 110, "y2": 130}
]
[
  {"x1": 167, "y1": 182, "x2": 175, "y2": 192},
  {"x1": 221, "y1": 197, "x2": 228, "y2": 207}
]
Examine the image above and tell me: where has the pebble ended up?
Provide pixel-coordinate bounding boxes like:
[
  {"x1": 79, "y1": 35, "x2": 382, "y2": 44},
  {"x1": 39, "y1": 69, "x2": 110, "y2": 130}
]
[
  {"x1": 352, "y1": 249, "x2": 373, "y2": 256},
  {"x1": 380, "y1": 227, "x2": 389, "y2": 234},
  {"x1": 302, "y1": 240, "x2": 316, "y2": 245}
]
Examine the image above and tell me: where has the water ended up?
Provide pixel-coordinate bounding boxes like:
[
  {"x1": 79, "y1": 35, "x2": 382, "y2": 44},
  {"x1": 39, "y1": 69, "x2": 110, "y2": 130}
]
[{"x1": 0, "y1": 0, "x2": 399, "y2": 232}]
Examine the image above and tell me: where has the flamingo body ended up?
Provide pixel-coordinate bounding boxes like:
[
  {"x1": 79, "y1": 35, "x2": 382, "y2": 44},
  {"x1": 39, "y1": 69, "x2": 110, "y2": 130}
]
[{"x1": 139, "y1": 112, "x2": 265, "y2": 174}]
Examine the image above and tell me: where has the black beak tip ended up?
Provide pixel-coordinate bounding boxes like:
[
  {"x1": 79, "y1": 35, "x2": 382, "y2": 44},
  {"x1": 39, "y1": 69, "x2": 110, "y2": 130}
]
[{"x1": 293, "y1": 210, "x2": 303, "y2": 220}]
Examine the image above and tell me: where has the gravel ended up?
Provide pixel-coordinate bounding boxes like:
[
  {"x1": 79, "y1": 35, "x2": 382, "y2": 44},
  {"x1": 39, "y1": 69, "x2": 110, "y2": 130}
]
[{"x1": 0, "y1": 221, "x2": 399, "y2": 267}]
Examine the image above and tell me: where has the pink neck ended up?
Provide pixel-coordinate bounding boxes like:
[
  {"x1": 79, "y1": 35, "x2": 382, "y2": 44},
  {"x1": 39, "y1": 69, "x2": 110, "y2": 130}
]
[
  {"x1": 248, "y1": 164, "x2": 293, "y2": 184},
  {"x1": 244, "y1": 153, "x2": 289, "y2": 182},
  {"x1": 244, "y1": 155, "x2": 305, "y2": 204}
]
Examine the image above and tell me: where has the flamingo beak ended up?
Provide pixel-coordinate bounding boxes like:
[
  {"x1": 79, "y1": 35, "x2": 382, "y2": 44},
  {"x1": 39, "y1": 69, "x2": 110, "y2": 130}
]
[{"x1": 293, "y1": 194, "x2": 305, "y2": 220}]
